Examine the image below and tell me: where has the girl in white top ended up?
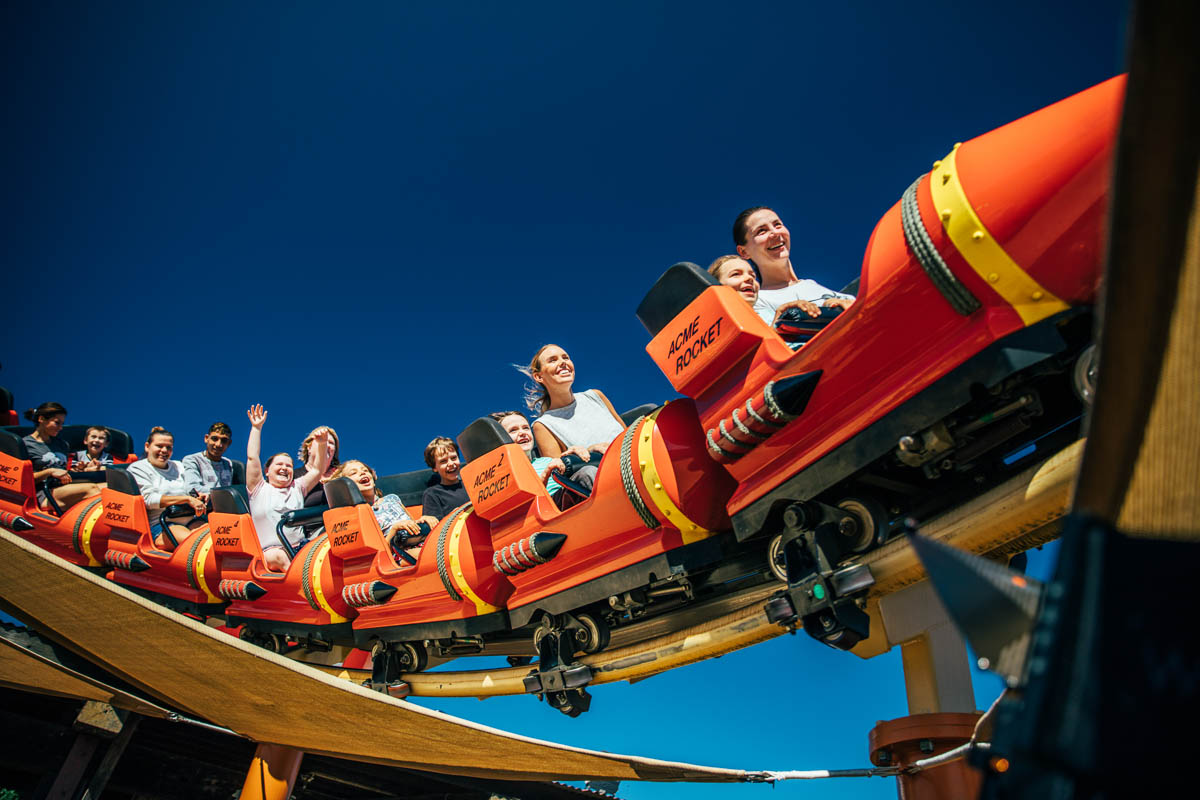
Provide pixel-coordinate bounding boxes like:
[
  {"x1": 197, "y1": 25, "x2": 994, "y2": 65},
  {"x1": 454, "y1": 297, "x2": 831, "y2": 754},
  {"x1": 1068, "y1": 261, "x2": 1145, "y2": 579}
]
[
  {"x1": 127, "y1": 427, "x2": 207, "y2": 548},
  {"x1": 245, "y1": 404, "x2": 329, "y2": 572},
  {"x1": 526, "y1": 344, "x2": 625, "y2": 459},
  {"x1": 324, "y1": 460, "x2": 427, "y2": 558}
]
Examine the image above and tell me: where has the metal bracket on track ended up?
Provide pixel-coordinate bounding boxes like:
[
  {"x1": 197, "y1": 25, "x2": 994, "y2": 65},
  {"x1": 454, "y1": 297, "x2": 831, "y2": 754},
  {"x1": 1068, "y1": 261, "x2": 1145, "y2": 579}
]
[
  {"x1": 523, "y1": 615, "x2": 594, "y2": 717},
  {"x1": 763, "y1": 501, "x2": 876, "y2": 650}
]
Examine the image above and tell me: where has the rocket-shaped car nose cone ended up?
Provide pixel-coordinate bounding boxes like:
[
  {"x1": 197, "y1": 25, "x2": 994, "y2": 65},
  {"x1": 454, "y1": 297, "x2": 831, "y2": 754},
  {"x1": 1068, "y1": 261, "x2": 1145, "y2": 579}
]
[
  {"x1": 920, "y1": 75, "x2": 1126, "y2": 317},
  {"x1": 369, "y1": 580, "x2": 398, "y2": 603},
  {"x1": 530, "y1": 532, "x2": 568, "y2": 561}
]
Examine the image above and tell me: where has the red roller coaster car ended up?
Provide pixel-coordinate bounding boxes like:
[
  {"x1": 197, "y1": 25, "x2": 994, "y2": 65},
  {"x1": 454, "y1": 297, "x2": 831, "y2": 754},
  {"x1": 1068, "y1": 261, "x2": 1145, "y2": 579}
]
[{"x1": 0, "y1": 76, "x2": 1123, "y2": 715}]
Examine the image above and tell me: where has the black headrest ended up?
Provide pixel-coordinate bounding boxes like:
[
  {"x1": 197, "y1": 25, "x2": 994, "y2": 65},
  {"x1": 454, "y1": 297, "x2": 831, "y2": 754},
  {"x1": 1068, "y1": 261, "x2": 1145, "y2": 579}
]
[
  {"x1": 0, "y1": 387, "x2": 13, "y2": 413},
  {"x1": 0, "y1": 429, "x2": 28, "y2": 461},
  {"x1": 457, "y1": 418, "x2": 512, "y2": 463},
  {"x1": 619, "y1": 403, "x2": 659, "y2": 427},
  {"x1": 211, "y1": 486, "x2": 250, "y2": 515},
  {"x1": 323, "y1": 476, "x2": 365, "y2": 508},
  {"x1": 376, "y1": 468, "x2": 437, "y2": 507},
  {"x1": 231, "y1": 459, "x2": 246, "y2": 485},
  {"x1": 58, "y1": 425, "x2": 136, "y2": 459},
  {"x1": 104, "y1": 467, "x2": 140, "y2": 496},
  {"x1": 636, "y1": 262, "x2": 719, "y2": 337}
]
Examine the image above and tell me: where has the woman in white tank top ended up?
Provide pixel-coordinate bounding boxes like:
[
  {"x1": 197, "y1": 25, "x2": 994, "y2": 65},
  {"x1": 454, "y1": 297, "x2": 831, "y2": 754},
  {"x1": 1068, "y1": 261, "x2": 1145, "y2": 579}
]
[{"x1": 525, "y1": 344, "x2": 626, "y2": 459}]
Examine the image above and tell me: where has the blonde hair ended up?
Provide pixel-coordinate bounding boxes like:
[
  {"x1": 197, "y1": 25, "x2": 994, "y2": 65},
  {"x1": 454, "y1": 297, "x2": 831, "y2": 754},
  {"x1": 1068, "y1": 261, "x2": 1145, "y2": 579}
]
[
  {"x1": 708, "y1": 254, "x2": 744, "y2": 280},
  {"x1": 324, "y1": 459, "x2": 374, "y2": 482},
  {"x1": 298, "y1": 426, "x2": 340, "y2": 469},
  {"x1": 519, "y1": 343, "x2": 560, "y2": 414},
  {"x1": 323, "y1": 459, "x2": 376, "y2": 500}
]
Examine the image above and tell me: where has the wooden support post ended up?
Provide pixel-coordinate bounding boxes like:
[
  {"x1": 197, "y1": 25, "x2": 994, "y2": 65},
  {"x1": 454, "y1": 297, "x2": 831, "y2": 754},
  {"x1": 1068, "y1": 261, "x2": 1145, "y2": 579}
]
[
  {"x1": 240, "y1": 744, "x2": 304, "y2": 800},
  {"x1": 42, "y1": 701, "x2": 131, "y2": 800},
  {"x1": 80, "y1": 714, "x2": 140, "y2": 800},
  {"x1": 42, "y1": 734, "x2": 100, "y2": 800}
]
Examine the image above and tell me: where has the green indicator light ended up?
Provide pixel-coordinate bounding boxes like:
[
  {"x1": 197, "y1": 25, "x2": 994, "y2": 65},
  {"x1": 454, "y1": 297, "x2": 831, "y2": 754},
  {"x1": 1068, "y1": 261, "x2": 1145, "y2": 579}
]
[{"x1": 813, "y1": 584, "x2": 826, "y2": 600}]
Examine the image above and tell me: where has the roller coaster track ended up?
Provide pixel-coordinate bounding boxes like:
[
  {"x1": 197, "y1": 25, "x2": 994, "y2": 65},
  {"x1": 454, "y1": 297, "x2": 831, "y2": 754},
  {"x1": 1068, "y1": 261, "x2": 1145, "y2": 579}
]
[
  {"x1": 0, "y1": 438, "x2": 1079, "y2": 784},
  {"x1": 0, "y1": 528, "x2": 751, "y2": 783},
  {"x1": 291, "y1": 439, "x2": 1081, "y2": 694},
  {"x1": 5, "y1": 7, "x2": 1198, "y2": 784}
]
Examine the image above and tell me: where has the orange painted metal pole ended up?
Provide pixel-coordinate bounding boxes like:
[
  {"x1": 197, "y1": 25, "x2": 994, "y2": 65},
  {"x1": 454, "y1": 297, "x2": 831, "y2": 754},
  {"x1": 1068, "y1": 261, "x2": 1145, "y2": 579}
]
[
  {"x1": 240, "y1": 743, "x2": 303, "y2": 800},
  {"x1": 869, "y1": 713, "x2": 982, "y2": 799}
]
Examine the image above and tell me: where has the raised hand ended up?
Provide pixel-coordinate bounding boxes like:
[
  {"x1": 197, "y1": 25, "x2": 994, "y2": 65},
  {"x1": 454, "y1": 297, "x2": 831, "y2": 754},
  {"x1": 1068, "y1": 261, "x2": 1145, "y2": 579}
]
[{"x1": 247, "y1": 404, "x2": 268, "y2": 429}]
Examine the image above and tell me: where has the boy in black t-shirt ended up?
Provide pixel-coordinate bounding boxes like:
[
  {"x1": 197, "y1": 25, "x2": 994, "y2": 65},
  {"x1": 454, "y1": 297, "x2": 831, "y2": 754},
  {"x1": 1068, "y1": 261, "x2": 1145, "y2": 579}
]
[{"x1": 420, "y1": 437, "x2": 469, "y2": 524}]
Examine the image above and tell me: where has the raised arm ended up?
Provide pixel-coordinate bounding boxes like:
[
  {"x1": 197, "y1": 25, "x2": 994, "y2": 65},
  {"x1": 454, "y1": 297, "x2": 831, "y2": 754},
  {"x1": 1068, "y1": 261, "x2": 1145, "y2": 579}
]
[
  {"x1": 295, "y1": 427, "x2": 330, "y2": 496},
  {"x1": 245, "y1": 404, "x2": 267, "y2": 493}
]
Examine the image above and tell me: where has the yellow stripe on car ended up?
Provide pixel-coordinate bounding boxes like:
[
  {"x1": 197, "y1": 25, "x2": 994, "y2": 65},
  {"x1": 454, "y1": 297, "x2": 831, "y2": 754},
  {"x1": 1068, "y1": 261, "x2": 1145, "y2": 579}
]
[
  {"x1": 447, "y1": 514, "x2": 499, "y2": 615},
  {"x1": 310, "y1": 539, "x2": 348, "y2": 624},
  {"x1": 930, "y1": 145, "x2": 1068, "y2": 326},
  {"x1": 79, "y1": 502, "x2": 104, "y2": 567},
  {"x1": 192, "y1": 535, "x2": 220, "y2": 603},
  {"x1": 636, "y1": 415, "x2": 713, "y2": 544}
]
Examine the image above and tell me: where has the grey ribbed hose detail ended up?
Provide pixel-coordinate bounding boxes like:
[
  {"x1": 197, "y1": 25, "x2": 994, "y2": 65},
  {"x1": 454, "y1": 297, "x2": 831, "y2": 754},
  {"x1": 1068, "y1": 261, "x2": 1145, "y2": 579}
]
[
  {"x1": 185, "y1": 530, "x2": 211, "y2": 591},
  {"x1": 619, "y1": 418, "x2": 660, "y2": 530},
  {"x1": 901, "y1": 176, "x2": 981, "y2": 316},
  {"x1": 300, "y1": 531, "x2": 327, "y2": 611},
  {"x1": 71, "y1": 497, "x2": 102, "y2": 555},
  {"x1": 435, "y1": 505, "x2": 469, "y2": 603}
]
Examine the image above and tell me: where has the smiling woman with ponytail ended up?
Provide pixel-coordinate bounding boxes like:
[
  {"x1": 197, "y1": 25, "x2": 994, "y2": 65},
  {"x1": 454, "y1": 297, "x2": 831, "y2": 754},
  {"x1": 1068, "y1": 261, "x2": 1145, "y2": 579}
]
[{"x1": 22, "y1": 401, "x2": 105, "y2": 511}]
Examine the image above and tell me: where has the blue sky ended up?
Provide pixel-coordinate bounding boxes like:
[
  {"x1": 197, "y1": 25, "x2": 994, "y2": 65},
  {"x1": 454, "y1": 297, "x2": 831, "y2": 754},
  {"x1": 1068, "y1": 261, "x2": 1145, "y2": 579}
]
[{"x1": 2, "y1": 1, "x2": 1126, "y2": 795}]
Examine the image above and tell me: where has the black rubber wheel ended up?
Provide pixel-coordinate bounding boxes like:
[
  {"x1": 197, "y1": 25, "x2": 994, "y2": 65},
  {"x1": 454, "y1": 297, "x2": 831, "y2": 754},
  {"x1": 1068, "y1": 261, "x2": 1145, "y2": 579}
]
[
  {"x1": 532, "y1": 618, "x2": 554, "y2": 654},
  {"x1": 574, "y1": 613, "x2": 610, "y2": 654},
  {"x1": 398, "y1": 641, "x2": 428, "y2": 673},
  {"x1": 767, "y1": 533, "x2": 788, "y2": 582},
  {"x1": 238, "y1": 627, "x2": 283, "y2": 652},
  {"x1": 548, "y1": 688, "x2": 591, "y2": 717},
  {"x1": 835, "y1": 495, "x2": 889, "y2": 552}
]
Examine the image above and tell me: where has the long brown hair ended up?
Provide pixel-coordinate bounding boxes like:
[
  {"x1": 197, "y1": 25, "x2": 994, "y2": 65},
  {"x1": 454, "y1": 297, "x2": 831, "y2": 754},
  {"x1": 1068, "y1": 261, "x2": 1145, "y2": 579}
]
[{"x1": 520, "y1": 344, "x2": 559, "y2": 414}]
